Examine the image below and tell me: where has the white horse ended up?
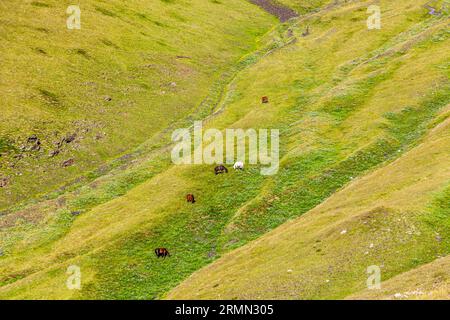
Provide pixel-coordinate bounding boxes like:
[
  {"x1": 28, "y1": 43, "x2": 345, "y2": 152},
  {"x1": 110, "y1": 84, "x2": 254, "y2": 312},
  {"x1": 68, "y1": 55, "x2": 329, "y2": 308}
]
[{"x1": 233, "y1": 161, "x2": 244, "y2": 170}]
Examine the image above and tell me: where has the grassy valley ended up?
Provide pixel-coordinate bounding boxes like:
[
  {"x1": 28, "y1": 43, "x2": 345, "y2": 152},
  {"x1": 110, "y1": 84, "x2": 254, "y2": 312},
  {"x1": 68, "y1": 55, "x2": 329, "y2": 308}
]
[{"x1": 0, "y1": 0, "x2": 448, "y2": 300}]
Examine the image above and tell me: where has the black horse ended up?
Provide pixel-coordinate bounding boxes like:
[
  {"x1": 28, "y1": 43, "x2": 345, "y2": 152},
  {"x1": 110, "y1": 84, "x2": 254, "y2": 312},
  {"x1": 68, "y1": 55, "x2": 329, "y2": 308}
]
[
  {"x1": 214, "y1": 165, "x2": 228, "y2": 175},
  {"x1": 155, "y1": 248, "x2": 171, "y2": 258}
]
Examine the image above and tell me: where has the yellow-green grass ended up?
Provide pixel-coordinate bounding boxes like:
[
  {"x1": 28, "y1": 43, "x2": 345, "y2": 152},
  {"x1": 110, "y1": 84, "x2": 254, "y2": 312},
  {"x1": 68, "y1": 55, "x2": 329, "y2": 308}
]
[
  {"x1": 348, "y1": 256, "x2": 450, "y2": 300},
  {"x1": 167, "y1": 110, "x2": 450, "y2": 299},
  {"x1": 0, "y1": 0, "x2": 275, "y2": 209},
  {"x1": 167, "y1": 0, "x2": 450, "y2": 299},
  {"x1": 0, "y1": 0, "x2": 449, "y2": 299}
]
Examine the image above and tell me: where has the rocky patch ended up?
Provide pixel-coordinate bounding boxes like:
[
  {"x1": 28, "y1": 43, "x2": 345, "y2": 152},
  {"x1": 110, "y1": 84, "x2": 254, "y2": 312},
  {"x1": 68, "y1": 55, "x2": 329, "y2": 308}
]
[
  {"x1": 0, "y1": 177, "x2": 9, "y2": 188},
  {"x1": 62, "y1": 158, "x2": 75, "y2": 168},
  {"x1": 250, "y1": 0, "x2": 298, "y2": 22}
]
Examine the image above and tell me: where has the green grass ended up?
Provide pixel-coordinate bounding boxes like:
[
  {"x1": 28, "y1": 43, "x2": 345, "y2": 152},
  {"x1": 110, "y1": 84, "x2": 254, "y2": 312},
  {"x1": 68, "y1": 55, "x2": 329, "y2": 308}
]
[
  {"x1": 0, "y1": 0, "x2": 449, "y2": 300},
  {"x1": 0, "y1": 137, "x2": 16, "y2": 154},
  {"x1": 0, "y1": 0, "x2": 275, "y2": 209},
  {"x1": 168, "y1": 112, "x2": 450, "y2": 299},
  {"x1": 348, "y1": 186, "x2": 450, "y2": 300},
  {"x1": 81, "y1": 167, "x2": 267, "y2": 299},
  {"x1": 218, "y1": 84, "x2": 450, "y2": 249}
]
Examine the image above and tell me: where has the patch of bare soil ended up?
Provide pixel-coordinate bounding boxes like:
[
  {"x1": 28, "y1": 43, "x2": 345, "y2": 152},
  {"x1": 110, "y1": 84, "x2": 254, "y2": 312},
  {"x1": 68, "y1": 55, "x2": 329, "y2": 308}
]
[{"x1": 250, "y1": 0, "x2": 298, "y2": 22}]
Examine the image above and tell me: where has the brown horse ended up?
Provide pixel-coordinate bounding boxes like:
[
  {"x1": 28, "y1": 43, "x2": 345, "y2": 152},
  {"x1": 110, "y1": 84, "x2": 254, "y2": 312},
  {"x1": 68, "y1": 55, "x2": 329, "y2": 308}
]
[
  {"x1": 214, "y1": 165, "x2": 228, "y2": 175},
  {"x1": 155, "y1": 248, "x2": 170, "y2": 258},
  {"x1": 186, "y1": 194, "x2": 196, "y2": 203}
]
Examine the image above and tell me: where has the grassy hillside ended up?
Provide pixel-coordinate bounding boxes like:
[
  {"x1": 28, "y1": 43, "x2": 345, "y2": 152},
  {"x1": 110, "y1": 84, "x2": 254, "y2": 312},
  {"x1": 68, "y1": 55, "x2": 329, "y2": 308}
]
[
  {"x1": 168, "y1": 111, "x2": 450, "y2": 299},
  {"x1": 348, "y1": 256, "x2": 450, "y2": 299},
  {"x1": 0, "y1": 0, "x2": 274, "y2": 209},
  {"x1": 167, "y1": 0, "x2": 450, "y2": 299},
  {"x1": 0, "y1": 0, "x2": 449, "y2": 300}
]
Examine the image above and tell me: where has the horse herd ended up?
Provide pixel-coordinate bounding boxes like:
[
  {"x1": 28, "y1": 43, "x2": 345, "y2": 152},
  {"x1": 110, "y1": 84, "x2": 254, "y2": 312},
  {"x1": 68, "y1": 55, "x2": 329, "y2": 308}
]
[{"x1": 154, "y1": 162, "x2": 244, "y2": 259}]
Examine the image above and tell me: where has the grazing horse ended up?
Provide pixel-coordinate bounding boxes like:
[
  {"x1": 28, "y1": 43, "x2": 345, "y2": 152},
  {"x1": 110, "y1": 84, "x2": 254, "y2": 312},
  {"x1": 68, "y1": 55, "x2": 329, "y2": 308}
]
[
  {"x1": 155, "y1": 248, "x2": 170, "y2": 258},
  {"x1": 186, "y1": 194, "x2": 196, "y2": 203},
  {"x1": 214, "y1": 165, "x2": 228, "y2": 175},
  {"x1": 233, "y1": 161, "x2": 244, "y2": 170},
  {"x1": 261, "y1": 96, "x2": 269, "y2": 104}
]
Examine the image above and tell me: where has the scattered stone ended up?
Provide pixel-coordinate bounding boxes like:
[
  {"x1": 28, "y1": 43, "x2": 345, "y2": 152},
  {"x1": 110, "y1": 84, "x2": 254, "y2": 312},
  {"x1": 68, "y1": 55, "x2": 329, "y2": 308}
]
[
  {"x1": 0, "y1": 177, "x2": 9, "y2": 188},
  {"x1": 405, "y1": 289, "x2": 424, "y2": 296},
  {"x1": 30, "y1": 142, "x2": 41, "y2": 151},
  {"x1": 369, "y1": 243, "x2": 374, "y2": 248},
  {"x1": 95, "y1": 132, "x2": 106, "y2": 140},
  {"x1": 70, "y1": 211, "x2": 82, "y2": 216},
  {"x1": 26, "y1": 135, "x2": 41, "y2": 151},
  {"x1": 340, "y1": 229, "x2": 347, "y2": 235},
  {"x1": 62, "y1": 158, "x2": 75, "y2": 167},
  {"x1": 104, "y1": 96, "x2": 112, "y2": 101},
  {"x1": 435, "y1": 235, "x2": 442, "y2": 242},
  {"x1": 169, "y1": 82, "x2": 177, "y2": 87},
  {"x1": 287, "y1": 269, "x2": 293, "y2": 273},
  {"x1": 49, "y1": 149, "x2": 60, "y2": 158},
  {"x1": 394, "y1": 293, "x2": 404, "y2": 299},
  {"x1": 64, "y1": 133, "x2": 77, "y2": 144},
  {"x1": 27, "y1": 135, "x2": 39, "y2": 144}
]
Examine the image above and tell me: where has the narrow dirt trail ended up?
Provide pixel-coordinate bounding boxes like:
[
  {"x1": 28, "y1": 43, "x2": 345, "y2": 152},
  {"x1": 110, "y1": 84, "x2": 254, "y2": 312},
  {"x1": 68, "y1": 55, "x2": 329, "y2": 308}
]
[{"x1": 250, "y1": 0, "x2": 298, "y2": 22}]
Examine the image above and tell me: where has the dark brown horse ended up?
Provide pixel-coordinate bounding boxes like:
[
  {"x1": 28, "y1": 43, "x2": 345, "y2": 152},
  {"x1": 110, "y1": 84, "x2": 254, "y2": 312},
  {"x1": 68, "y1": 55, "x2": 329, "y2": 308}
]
[
  {"x1": 214, "y1": 165, "x2": 228, "y2": 175},
  {"x1": 186, "y1": 194, "x2": 196, "y2": 203},
  {"x1": 155, "y1": 248, "x2": 170, "y2": 258}
]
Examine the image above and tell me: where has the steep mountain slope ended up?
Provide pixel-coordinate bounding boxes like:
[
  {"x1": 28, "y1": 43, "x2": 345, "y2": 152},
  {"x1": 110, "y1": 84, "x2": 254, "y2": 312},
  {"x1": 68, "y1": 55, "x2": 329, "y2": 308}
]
[
  {"x1": 348, "y1": 256, "x2": 449, "y2": 299},
  {"x1": 0, "y1": 0, "x2": 449, "y2": 300},
  {"x1": 0, "y1": 0, "x2": 274, "y2": 209},
  {"x1": 167, "y1": 0, "x2": 450, "y2": 299},
  {"x1": 168, "y1": 110, "x2": 450, "y2": 299}
]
